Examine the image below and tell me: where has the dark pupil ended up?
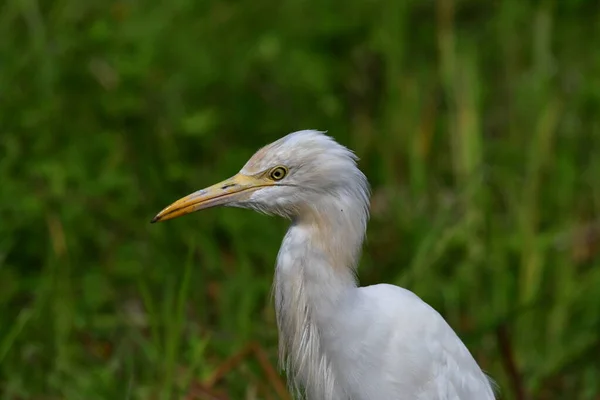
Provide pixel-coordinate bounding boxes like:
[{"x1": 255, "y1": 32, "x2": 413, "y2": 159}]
[{"x1": 273, "y1": 169, "x2": 282, "y2": 178}]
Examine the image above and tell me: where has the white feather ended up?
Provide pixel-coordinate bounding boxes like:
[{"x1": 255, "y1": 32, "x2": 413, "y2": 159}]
[{"x1": 236, "y1": 130, "x2": 495, "y2": 399}]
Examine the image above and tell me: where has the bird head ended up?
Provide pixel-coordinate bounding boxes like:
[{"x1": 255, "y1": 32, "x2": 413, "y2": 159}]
[{"x1": 151, "y1": 130, "x2": 370, "y2": 222}]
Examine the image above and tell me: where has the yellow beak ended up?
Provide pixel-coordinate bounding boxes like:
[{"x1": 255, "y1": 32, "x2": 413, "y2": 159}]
[{"x1": 151, "y1": 173, "x2": 272, "y2": 223}]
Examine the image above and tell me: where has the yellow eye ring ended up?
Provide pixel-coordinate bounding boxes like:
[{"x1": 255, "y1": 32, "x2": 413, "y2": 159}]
[{"x1": 269, "y1": 166, "x2": 288, "y2": 181}]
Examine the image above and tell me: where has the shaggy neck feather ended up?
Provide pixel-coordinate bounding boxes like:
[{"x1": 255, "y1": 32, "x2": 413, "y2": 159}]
[{"x1": 273, "y1": 190, "x2": 368, "y2": 400}]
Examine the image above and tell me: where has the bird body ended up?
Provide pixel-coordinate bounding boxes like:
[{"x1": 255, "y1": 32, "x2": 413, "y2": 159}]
[
  {"x1": 153, "y1": 130, "x2": 496, "y2": 400},
  {"x1": 275, "y1": 223, "x2": 495, "y2": 400}
]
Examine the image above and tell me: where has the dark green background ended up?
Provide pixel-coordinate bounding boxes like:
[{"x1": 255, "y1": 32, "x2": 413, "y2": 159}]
[{"x1": 1, "y1": 0, "x2": 599, "y2": 399}]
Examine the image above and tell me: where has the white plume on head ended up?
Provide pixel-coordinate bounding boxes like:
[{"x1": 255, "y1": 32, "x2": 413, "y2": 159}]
[{"x1": 238, "y1": 130, "x2": 371, "y2": 224}]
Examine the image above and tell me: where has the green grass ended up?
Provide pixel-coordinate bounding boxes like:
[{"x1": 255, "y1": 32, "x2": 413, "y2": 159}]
[{"x1": 1, "y1": 0, "x2": 600, "y2": 398}]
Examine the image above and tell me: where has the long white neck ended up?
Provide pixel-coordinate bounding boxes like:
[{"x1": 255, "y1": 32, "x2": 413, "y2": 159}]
[{"x1": 273, "y1": 192, "x2": 369, "y2": 399}]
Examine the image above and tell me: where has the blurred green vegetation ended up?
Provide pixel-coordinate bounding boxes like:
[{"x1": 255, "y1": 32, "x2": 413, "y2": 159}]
[{"x1": 1, "y1": 0, "x2": 600, "y2": 398}]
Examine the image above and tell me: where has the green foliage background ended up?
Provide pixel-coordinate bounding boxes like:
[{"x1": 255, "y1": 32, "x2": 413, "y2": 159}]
[{"x1": 1, "y1": 0, "x2": 599, "y2": 398}]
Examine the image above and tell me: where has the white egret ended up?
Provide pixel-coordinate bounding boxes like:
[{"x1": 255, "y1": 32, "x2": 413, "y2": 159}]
[{"x1": 152, "y1": 130, "x2": 496, "y2": 400}]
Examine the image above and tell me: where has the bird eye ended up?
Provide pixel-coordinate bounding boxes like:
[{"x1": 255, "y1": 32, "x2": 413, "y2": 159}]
[{"x1": 269, "y1": 166, "x2": 288, "y2": 181}]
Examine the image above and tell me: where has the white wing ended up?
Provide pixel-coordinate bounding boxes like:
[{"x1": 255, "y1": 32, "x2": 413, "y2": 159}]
[{"x1": 330, "y1": 284, "x2": 496, "y2": 400}]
